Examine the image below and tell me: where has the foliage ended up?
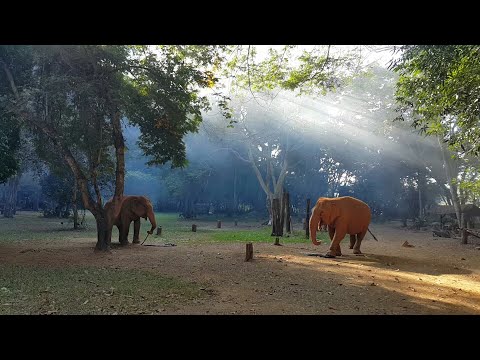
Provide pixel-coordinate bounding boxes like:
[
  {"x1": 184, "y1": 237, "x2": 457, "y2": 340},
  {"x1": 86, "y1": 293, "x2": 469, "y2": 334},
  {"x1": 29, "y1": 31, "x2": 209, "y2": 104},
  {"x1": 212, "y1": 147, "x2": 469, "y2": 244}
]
[
  {"x1": 39, "y1": 173, "x2": 77, "y2": 217},
  {"x1": 225, "y1": 45, "x2": 362, "y2": 96},
  {"x1": 392, "y1": 45, "x2": 480, "y2": 156},
  {"x1": 0, "y1": 115, "x2": 20, "y2": 183}
]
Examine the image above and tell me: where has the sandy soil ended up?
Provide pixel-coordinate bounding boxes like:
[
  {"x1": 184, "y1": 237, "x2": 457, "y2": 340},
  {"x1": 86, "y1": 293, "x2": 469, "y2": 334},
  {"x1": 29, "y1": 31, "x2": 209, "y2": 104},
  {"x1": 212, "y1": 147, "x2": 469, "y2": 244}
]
[{"x1": 1, "y1": 222, "x2": 480, "y2": 315}]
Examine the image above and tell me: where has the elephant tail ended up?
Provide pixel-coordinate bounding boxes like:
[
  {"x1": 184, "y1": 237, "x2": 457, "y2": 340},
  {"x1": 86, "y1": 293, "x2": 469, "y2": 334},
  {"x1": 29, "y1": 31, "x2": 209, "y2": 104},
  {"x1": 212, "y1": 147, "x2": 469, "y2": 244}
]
[{"x1": 368, "y1": 227, "x2": 378, "y2": 241}]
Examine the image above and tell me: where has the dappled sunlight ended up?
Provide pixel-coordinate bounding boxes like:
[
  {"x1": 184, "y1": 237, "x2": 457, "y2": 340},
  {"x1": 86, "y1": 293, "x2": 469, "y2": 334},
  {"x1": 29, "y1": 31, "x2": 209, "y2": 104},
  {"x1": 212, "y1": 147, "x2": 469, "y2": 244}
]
[{"x1": 256, "y1": 251, "x2": 480, "y2": 313}]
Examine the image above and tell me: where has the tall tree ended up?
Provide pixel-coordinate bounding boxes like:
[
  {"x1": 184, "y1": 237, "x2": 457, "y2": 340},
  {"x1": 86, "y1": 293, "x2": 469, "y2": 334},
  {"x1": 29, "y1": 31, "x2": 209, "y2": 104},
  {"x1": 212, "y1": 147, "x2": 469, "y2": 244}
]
[
  {"x1": 0, "y1": 45, "x2": 224, "y2": 250},
  {"x1": 392, "y1": 45, "x2": 480, "y2": 225}
]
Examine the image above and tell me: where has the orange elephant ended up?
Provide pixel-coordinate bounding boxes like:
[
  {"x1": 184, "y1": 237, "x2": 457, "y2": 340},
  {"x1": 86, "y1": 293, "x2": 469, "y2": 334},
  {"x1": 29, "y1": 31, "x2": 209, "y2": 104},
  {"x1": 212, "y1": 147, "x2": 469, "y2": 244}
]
[
  {"x1": 105, "y1": 195, "x2": 157, "y2": 245},
  {"x1": 309, "y1": 196, "x2": 375, "y2": 258}
]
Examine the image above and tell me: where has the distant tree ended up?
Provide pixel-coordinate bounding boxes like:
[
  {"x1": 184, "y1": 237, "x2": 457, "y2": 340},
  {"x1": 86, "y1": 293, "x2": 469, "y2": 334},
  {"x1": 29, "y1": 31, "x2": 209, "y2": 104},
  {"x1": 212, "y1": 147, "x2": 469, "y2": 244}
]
[
  {"x1": 40, "y1": 173, "x2": 77, "y2": 218},
  {"x1": 0, "y1": 115, "x2": 20, "y2": 183}
]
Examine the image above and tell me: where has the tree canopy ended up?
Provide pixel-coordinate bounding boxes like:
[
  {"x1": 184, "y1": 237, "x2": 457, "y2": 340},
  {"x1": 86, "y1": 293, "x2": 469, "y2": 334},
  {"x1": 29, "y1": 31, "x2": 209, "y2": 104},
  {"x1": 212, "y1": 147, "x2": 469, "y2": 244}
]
[{"x1": 392, "y1": 45, "x2": 480, "y2": 156}]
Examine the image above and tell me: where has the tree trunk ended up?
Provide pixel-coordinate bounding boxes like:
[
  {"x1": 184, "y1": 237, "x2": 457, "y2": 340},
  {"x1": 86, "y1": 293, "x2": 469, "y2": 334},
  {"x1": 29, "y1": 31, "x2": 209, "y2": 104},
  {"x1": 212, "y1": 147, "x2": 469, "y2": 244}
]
[
  {"x1": 33, "y1": 192, "x2": 39, "y2": 211},
  {"x1": 418, "y1": 170, "x2": 424, "y2": 219},
  {"x1": 95, "y1": 209, "x2": 111, "y2": 251},
  {"x1": 266, "y1": 195, "x2": 273, "y2": 225},
  {"x1": 72, "y1": 178, "x2": 79, "y2": 229},
  {"x1": 438, "y1": 137, "x2": 463, "y2": 227},
  {"x1": 4, "y1": 175, "x2": 19, "y2": 218},
  {"x1": 280, "y1": 191, "x2": 287, "y2": 235},
  {"x1": 271, "y1": 198, "x2": 282, "y2": 236},
  {"x1": 285, "y1": 192, "x2": 291, "y2": 234},
  {"x1": 233, "y1": 167, "x2": 238, "y2": 216},
  {"x1": 461, "y1": 213, "x2": 468, "y2": 244}
]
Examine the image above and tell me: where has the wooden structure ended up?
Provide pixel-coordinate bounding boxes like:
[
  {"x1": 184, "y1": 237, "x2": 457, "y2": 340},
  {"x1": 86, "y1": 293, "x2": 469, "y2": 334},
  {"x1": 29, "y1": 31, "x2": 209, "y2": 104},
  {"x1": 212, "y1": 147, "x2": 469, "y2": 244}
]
[
  {"x1": 156, "y1": 226, "x2": 162, "y2": 236},
  {"x1": 245, "y1": 242, "x2": 253, "y2": 261},
  {"x1": 305, "y1": 198, "x2": 311, "y2": 239}
]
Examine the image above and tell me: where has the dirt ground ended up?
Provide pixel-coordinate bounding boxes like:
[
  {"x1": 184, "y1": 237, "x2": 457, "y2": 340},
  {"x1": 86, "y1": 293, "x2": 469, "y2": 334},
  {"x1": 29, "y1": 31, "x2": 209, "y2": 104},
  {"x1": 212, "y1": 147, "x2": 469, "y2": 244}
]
[{"x1": 1, "y1": 221, "x2": 480, "y2": 315}]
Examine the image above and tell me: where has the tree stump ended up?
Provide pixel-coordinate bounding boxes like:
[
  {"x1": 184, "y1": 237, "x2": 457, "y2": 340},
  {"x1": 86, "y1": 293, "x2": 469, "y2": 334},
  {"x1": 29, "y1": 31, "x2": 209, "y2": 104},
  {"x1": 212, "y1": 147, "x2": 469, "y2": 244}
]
[
  {"x1": 192, "y1": 224, "x2": 197, "y2": 232},
  {"x1": 245, "y1": 242, "x2": 253, "y2": 261},
  {"x1": 217, "y1": 220, "x2": 221, "y2": 229},
  {"x1": 156, "y1": 226, "x2": 162, "y2": 236}
]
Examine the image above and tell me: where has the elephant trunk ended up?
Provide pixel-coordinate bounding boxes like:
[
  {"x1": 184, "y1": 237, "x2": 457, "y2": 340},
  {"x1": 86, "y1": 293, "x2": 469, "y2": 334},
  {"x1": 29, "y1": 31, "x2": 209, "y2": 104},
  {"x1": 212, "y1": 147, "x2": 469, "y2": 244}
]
[
  {"x1": 309, "y1": 207, "x2": 322, "y2": 245},
  {"x1": 147, "y1": 206, "x2": 157, "y2": 234}
]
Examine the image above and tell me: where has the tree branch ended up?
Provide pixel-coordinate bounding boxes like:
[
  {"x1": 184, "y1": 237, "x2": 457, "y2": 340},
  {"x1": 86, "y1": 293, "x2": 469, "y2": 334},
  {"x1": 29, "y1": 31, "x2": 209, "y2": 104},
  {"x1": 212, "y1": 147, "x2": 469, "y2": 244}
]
[
  {"x1": 247, "y1": 146, "x2": 272, "y2": 196},
  {"x1": 1, "y1": 58, "x2": 97, "y2": 214}
]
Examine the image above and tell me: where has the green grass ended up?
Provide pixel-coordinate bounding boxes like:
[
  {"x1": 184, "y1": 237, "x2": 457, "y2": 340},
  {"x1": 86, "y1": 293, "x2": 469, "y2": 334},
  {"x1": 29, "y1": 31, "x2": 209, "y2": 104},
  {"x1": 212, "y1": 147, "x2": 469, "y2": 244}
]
[
  {"x1": 0, "y1": 265, "x2": 208, "y2": 315},
  {"x1": 0, "y1": 211, "x2": 331, "y2": 245},
  {"x1": 209, "y1": 227, "x2": 330, "y2": 244}
]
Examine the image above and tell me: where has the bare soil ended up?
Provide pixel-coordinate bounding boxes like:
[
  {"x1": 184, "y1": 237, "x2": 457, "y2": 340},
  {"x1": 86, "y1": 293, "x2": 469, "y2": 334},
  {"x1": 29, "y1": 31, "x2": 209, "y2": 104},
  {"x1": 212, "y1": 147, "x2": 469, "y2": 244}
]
[{"x1": 2, "y1": 221, "x2": 480, "y2": 315}]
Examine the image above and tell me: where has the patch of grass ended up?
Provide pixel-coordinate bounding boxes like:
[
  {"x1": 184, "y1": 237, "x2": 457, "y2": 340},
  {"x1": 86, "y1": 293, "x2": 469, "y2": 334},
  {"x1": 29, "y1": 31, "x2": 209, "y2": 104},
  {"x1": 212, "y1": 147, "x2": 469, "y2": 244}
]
[
  {"x1": 209, "y1": 227, "x2": 330, "y2": 244},
  {"x1": 0, "y1": 211, "x2": 332, "y2": 245},
  {"x1": 0, "y1": 265, "x2": 209, "y2": 315},
  {"x1": 0, "y1": 212, "x2": 99, "y2": 243}
]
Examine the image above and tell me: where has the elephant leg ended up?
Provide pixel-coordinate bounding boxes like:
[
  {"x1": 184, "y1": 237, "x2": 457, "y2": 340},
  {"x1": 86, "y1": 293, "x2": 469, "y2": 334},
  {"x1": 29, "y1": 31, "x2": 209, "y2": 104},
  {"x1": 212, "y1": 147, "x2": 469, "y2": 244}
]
[
  {"x1": 349, "y1": 234, "x2": 357, "y2": 249},
  {"x1": 132, "y1": 218, "x2": 141, "y2": 244},
  {"x1": 326, "y1": 227, "x2": 346, "y2": 258},
  {"x1": 120, "y1": 222, "x2": 130, "y2": 245},
  {"x1": 328, "y1": 226, "x2": 335, "y2": 240},
  {"x1": 327, "y1": 226, "x2": 342, "y2": 256},
  {"x1": 116, "y1": 224, "x2": 124, "y2": 244},
  {"x1": 353, "y1": 230, "x2": 367, "y2": 254}
]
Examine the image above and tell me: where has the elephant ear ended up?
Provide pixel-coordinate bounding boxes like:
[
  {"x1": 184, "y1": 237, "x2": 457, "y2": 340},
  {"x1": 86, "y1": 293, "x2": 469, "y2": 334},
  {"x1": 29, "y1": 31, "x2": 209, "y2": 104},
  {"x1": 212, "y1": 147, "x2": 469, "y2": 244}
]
[{"x1": 132, "y1": 198, "x2": 148, "y2": 217}]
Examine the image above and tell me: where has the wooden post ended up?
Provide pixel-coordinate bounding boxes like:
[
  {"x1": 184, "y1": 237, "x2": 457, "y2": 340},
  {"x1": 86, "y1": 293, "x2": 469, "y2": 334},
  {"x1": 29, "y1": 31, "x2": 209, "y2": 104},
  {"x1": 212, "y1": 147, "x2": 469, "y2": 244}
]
[
  {"x1": 461, "y1": 213, "x2": 468, "y2": 244},
  {"x1": 217, "y1": 220, "x2": 221, "y2": 229},
  {"x1": 285, "y1": 192, "x2": 291, "y2": 234},
  {"x1": 156, "y1": 226, "x2": 162, "y2": 236},
  {"x1": 192, "y1": 224, "x2": 197, "y2": 232},
  {"x1": 302, "y1": 218, "x2": 306, "y2": 230},
  {"x1": 306, "y1": 198, "x2": 311, "y2": 239},
  {"x1": 245, "y1": 242, "x2": 253, "y2": 261}
]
